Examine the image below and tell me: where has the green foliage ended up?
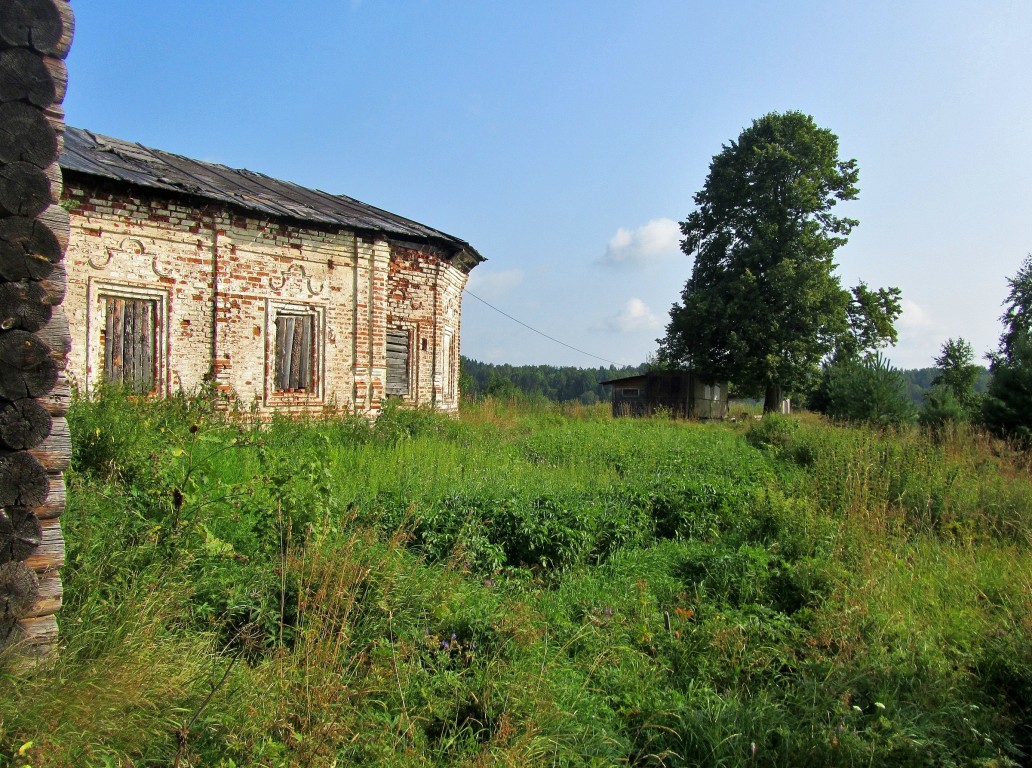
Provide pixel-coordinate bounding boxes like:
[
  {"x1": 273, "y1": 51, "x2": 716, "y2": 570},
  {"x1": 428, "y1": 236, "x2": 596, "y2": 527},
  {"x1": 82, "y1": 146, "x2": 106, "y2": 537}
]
[
  {"x1": 659, "y1": 111, "x2": 900, "y2": 412},
  {"x1": 933, "y1": 338, "x2": 982, "y2": 407},
  {"x1": 822, "y1": 353, "x2": 916, "y2": 426},
  {"x1": 4, "y1": 391, "x2": 1031, "y2": 766},
  {"x1": 461, "y1": 357, "x2": 643, "y2": 403},
  {"x1": 919, "y1": 384, "x2": 971, "y2": 430},
  {"x1": 746, "y1": 412, "x2": 800, "y2": 450},
  {"x1": 841, "y1": 281, "x2": 903, "y2": 359},
  {"x1": 983, "y1": 255, "x2": 1032, "y2": 444}
]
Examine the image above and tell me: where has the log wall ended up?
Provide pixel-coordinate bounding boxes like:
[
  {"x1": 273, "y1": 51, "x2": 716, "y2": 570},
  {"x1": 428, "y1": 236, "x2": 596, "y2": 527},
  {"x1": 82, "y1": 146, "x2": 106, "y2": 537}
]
[{"x1": 0, "y1": 0, "x2": 73, "y2": 664}]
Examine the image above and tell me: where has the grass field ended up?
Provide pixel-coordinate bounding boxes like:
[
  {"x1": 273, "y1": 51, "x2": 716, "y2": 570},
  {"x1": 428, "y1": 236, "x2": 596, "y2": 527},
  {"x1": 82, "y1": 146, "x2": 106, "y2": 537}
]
[{"x1": 2, "y1": 392, "x2": 1030, "y2": 767}]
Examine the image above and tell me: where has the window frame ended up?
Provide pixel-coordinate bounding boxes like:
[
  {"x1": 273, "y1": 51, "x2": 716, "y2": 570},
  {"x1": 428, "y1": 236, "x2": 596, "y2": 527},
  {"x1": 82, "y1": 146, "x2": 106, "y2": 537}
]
[
  {"x1": 386, "y1": 326, "x2": 413, "y2": 398},
  {"x1": 89, "y1": 279, "x2": 168, "y2": 397},
  {"x1": 266, "y1": 300, "x2": 325, "y2": 404}
]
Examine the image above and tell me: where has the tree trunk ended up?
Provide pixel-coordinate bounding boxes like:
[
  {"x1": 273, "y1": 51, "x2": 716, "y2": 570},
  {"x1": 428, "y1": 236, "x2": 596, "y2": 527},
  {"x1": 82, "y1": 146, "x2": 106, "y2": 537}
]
[
  {"x1": 0, "y1": 0, "x2": 74, "y2": 57},
  {"x1": 0, "y1": 279, "x2": 53, "y2": 331},
  {"x1": 0, "y1": 47, "x2": 67, "y2": 106},
  {"x1": 0, "y1": 397, "x2": 51, "y2": 450},
  {"x1": 0, "y1": 508, "x2": 44, "y2": 564},
  {"x1": 0, "y1": 330, "x2": 59, "y2": 399},
  {"x1": 37, "y1": 202, "x2": 69, "y2": 251},
  {"x1": 0, "y1": 450, "x2": 49, "y2": 508},
  {"x1": 763, "y1": 383, "x2": 782, "y2": 414},
  {"x1": 31, "y1": 472, "x2": 65, "y2": 520},
  {"x1": 0, "y1": 161, "x2": 53, "y2": 217},
  {"x1": 24, "y1": 518, "x2": 62, "y2": 571},
  {"x1": 1, "y1": 0, "x2": 72, "y2": 668},
  {"x1": 0, "y1": 215, "x2": 63, "y2": 281},
  {"x1": 35, "y1": 309, "x2": 70, "y2": 364},
  {"x1": 0, "y1": 562, "x2": 40, "y2": 620},
  {"x1": 27, "y1": 415, "x2": 69, "y2": 471},
  {"x1": 0, "y1": 102, "x2": 58, "y2": 167}
]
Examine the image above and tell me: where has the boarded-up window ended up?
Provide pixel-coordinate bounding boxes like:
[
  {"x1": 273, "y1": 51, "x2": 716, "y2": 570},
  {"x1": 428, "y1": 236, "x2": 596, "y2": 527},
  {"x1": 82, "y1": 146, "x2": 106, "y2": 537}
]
[
  {"x1": 442, "y1": 331, "x2": 454, "y2": 400},
  {"x1": 386, "y1": 329, "x2": 410, "y2": 396},
  {"x1": 104, "y1": 297, "x2": 157, "y2": 393},
  {"x1": 274, "y1": 314, "x2": 315, "y2": 392}
]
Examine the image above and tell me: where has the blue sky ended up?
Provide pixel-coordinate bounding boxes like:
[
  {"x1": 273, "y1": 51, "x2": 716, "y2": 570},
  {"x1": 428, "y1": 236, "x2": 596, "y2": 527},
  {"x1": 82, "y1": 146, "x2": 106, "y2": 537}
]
[{"x1": 65, "y1": 1, "x2": 1032, "y2": 369}]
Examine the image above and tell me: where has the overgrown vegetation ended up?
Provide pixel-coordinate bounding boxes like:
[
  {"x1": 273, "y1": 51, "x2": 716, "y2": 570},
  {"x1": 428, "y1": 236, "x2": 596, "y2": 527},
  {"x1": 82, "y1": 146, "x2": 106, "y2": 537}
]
[{"x1": 2, "y1": 392, "x2": 1031, "y2": 766}]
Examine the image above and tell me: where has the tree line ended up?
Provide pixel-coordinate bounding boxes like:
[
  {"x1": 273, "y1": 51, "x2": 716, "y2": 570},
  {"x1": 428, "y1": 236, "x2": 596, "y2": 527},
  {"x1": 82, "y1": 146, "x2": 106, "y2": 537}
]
[
  {"x1": 460, "y1": 359, "x2": 643, "y2": 405},
  {"x1": 461, "y1": 356, "x2": 986, "y2": 407}
]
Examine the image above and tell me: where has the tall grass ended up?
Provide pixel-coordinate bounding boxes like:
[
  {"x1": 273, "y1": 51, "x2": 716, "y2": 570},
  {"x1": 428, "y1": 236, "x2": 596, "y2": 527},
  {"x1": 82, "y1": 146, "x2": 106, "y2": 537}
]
[{"x1": 1, "y1": 391, "x2": 1029, "y2": 766}]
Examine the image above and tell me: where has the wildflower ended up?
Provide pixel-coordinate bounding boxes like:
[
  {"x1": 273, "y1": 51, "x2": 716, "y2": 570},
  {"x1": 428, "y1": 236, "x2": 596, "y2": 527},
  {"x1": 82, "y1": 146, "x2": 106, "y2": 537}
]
[
  {"x1": 874, "y1": 702, "x2": 885, "y2": 710},
  {"x1": 484, "y1": 578, "x2": 495, "y2": 587},
  {"x1": 603, "y1": 607, "x2": 614, "y2": 616},
  {"x1": 440, "y1": 640, "x2": 450, "y2": 650}
]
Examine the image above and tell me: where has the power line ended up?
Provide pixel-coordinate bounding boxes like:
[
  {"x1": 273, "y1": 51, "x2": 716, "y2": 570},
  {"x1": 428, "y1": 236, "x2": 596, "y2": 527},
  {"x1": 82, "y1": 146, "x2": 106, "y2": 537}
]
[{"x1": 463, "y1": 288, "x2": 619, "y2": 366}]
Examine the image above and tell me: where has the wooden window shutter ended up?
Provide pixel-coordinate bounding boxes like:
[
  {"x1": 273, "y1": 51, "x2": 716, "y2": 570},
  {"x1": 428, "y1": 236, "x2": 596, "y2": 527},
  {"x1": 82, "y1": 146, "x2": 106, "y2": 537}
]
[
  {"x1": 104, "y1": 297, "x2": 156, "y2": 393},
  {"x1": 386, "y1": 329, "x2": 410, "y2": 396},
  {"x1": 275, "y1": 314, "x2": 315, "y2": 392}
]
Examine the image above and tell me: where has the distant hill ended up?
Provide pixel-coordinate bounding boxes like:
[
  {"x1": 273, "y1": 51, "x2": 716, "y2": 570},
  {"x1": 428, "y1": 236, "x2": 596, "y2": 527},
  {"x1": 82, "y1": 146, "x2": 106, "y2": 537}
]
[{"x1": 462, "y1": 358, "x2": 991, "y2": 407}]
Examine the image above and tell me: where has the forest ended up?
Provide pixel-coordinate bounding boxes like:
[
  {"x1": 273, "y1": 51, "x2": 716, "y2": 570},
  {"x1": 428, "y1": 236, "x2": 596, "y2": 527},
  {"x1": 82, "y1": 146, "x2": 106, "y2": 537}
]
[{"x1": 461, "y1": 357, "x2": 990, "y2": 408}]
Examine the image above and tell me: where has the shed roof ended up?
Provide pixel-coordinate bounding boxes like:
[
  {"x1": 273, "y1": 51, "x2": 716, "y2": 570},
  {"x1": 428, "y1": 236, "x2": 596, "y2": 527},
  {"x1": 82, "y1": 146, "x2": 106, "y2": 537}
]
[{"x1": 59, "y1": 127, "x2": 484, "y2": 266}]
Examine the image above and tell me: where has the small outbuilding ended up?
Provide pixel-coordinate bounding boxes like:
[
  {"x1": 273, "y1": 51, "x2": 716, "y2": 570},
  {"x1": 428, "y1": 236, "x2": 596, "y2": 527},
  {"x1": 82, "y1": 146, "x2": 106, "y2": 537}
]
[{"x1": 602, "y1": 371, "x2": 728, "y2": 420}]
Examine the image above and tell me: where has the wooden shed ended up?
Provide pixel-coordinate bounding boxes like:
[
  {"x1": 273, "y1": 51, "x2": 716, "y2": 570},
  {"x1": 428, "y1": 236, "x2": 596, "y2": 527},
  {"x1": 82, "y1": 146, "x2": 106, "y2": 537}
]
[{"x1": 602, "y1": 371, "x2": 728, "y2": 420}]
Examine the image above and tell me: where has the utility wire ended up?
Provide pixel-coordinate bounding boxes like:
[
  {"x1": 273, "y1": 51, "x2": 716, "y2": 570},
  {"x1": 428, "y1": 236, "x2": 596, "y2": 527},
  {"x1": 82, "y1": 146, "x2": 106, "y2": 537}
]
[{"x1": 463, "y1": 288, "x2": 619, "y2": 366}]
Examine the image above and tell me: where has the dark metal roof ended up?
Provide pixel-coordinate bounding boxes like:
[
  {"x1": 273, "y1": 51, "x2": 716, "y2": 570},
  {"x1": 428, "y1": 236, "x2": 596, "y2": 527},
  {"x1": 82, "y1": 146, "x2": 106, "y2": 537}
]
[{"x1": 59, "y1": 126, "x2": 484, "y2": 265}]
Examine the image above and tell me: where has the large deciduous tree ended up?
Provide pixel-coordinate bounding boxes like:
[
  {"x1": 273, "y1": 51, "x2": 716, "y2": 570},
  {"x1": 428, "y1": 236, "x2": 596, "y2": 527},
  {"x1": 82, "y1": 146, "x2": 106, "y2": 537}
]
[{"x1": 658, "y1": 111, "x2": 898, "y2": 412}]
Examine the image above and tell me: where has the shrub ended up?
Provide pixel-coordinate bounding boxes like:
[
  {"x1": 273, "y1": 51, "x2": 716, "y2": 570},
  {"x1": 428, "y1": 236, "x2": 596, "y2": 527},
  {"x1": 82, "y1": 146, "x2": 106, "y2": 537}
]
[
  {"x1": 823, "y1": 353, "x2": 916, "y2": 425},
  {"x1": 746, "y1": 412, "x2": 799, "y2": 450}
]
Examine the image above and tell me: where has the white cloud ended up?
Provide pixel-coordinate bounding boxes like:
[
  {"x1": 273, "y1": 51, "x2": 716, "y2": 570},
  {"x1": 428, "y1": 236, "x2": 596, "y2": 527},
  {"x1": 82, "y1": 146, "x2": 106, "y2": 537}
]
[
  {"x1": 465, "y1": 268, "x2": 524, "y2": 299},
  {"x1": 600, "y1": 218, "x2": 681, "y2": 268},
  {"x1": 898, "y1": 298, "x2": 933, "y2": 331},
  {"x1": 596, "y1": 298, "x2": 665, "y2": 333}
]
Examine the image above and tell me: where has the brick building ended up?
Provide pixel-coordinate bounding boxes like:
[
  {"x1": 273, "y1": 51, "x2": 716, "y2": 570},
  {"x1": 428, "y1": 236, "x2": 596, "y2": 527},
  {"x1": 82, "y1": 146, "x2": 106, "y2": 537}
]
[{"x1": 58, "y1": 127, "x2": 483, "y2": 416}]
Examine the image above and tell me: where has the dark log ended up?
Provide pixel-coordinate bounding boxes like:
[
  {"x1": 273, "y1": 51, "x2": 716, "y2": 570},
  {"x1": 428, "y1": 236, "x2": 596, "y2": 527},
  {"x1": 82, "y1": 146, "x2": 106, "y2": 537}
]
[
  {"x1": 0, "y1": 215, "x2": 62, "y2": 281},
  {"x1": 0, "y1": 450, "x2": 48, "y2": 507},
  {"x1": 24, "y1": 518, "x2": 61, "y2": 571},
  {"x1": 0, "y1": 0, "x2": 74, "y2": 58},
  {"x1": 36, "y1": 307, "x2": 69, "y2": 365},
  {"x1": 0, "y1": 508, "x2": 43, "y2": 564},
  {"x1": 0, "y1": 330, "x2": 59, "y2": 400},
  {"x1": 27, "y1": 415, "x2": 67, "y2": 471},
  {"x1": 38, "y1": 261, "x2": 65, "y2": 305},
  {"x1": 0, "y1": 101, "x2": 57, "y2": 167},
  {"x1": 0, "y1": 562, "x2": 40, "y2": 620},
  {"x1": 0, "y1": 397, "x2": 51, "y2": 450},
  {"x1": 0, "y1": 161, "x2": 51, "y2": 217},
  {"x1": 23, "y1": 569, "x2": 59, "y2": 618},
  {"x1": 0, "y1": 47, "x2": 67, "y2": 107},
  {"x1": 38, "y1": 371, "x2": 68, "y2": 417},
  {"x1": 30, "y1": 471, "x2": 64, "y2": 520},
  {"x1": 0, "y1": 280, "x2": 52, "y2": 332},
  {"x1": 37, "y1": 202, "x2": 68, "y2": 251}
]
